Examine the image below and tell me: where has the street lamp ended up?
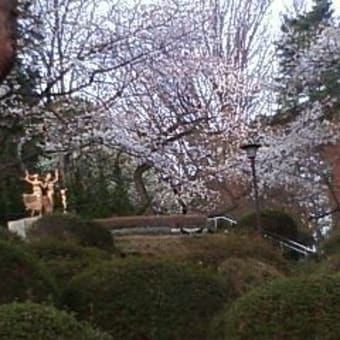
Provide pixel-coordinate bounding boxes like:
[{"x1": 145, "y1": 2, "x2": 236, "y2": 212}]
[{"x1": 241, "y1": 143, "x2": 262, "y2": 233}]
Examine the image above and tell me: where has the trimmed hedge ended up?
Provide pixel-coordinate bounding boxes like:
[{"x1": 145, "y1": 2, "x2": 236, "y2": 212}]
[
  {"x1": 0, "y1": 240, "x2": 58, "y2": 304},
  {"x1": 181, "y1": 234, "x2": 289, "y2": 272},
  {"x1": 27, "y1": 213, "x2": 114, "y2": 252},
  {"x1": 0, "y1": 302, "x2": 112, "y2": 339},
  {"x1": 238, "y1": 209, "x2": 299, "y2": 240},
  {"x1": 62, "y1": 258, "x2": 228, "y2": 340},
  {"x1": 28, "y1": 240, "x2": 112, "y2": 288},
  {"x1": 218, "y1": 257, "x2": 284, "y2": 299},
  {"x1": 214, "y1": 275, "x2": 340, "y2": 340}
]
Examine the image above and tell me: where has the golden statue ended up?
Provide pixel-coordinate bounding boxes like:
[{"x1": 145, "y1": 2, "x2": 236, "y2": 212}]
[
  {"x1": 60, "y1": 188, "x2": 68, "y2": 213},
  {"x1": 22, "y1": 169, "x2": 60, "y2": 216},
  {"x1": 22, "y1": 170, "x2": 44, "y2": 216},
  {"x1": 42, "y1": 169, "x2": 59, "y2": 213}
]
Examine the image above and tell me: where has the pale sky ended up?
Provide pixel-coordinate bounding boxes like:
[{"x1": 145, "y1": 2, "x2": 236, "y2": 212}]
[
  {"x1": 272, "y1": 0, "x2": 340, "y2": 18},
  {"x1": 335, "y1": 0, "x2": 340, "y2": 12},
  {"x1": 267, "y1": 0, "x2": 340, "y2": 38}
]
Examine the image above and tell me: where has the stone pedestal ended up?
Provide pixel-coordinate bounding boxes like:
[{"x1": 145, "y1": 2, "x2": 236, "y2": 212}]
[{"x1": 7, "y1": 216, "x2": 40, "y2": 238}]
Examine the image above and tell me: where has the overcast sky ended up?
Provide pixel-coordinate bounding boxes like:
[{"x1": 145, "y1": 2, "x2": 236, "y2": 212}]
[
  {"x1": 267, "y1": 0, "x2": 340, "y2": 39},
  {"x1": 272, "y1": 0, "x2": 340, "y2": 19}
]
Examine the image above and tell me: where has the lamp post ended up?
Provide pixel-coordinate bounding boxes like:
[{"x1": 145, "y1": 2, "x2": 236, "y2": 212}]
[{"x1": 241, "y1": 143, "x2": 262, "y2": 233}]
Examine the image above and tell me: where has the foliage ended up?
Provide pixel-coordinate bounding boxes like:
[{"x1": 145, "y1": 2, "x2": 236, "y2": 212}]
[
  {"x1": 254, "y1": 0, "x2": 340, "y2": 230},
  {"x1": 62, "y1": 258, "x2": 228, "y2": 340},
  {"x1": 0, "y1": 240, "x2": 57, "y2": 304},
  {"x1": 30, "y1": 0, "x2": 274, "y2": 214},
  {"x1": 238, "y1": 209, "x2": 299, "y2": 240},
  {"x1": 215, "y1": 274, "x2": 340, "y2": 340},
  {"x1": 307, "y1": 228, "x2": 340, "y2": 274},
  {"x1": 66, "y1": 150, "x2": 135, "y2": 218},
  {"x1": 322, "y1": 227, "x2": 340, "y2": 256},
  {"x1": 1, "y1": 0, "x2": 337, "y2": 243},
  {"x1": 110, "y1": 160, "x2": 136, "y2": 216},
  {"x1": 0, "y1": 302, "x2": 113, "y2": 340},
  {"x1": 181, "y1": 233, "x2": 290, "y2": 272},
  {"x1": 27, "y1": 213, "x2": 114, "y2": 252},
  {"x1": 0, "y1": 225, "x2": 23, "y2": 243},
  {"x1": 116, "y1": 233, "x2": 290, "y2": 273},
  {"x1": 0, "y1": 0, "x2": 44, "y2": 224},
  {"x1": 3, "y1": 0, "x2": 336, "y2": 221},
  {"x1": 0, "y1": 177, "x2": 25, "y2": 225},
  {"x1": 311, "y1": 253, "x2": 340, "y2": 275},
  {"x1": 217, "y1": 257, "x2": 284, "y2": 299},
  {"x1": 28, "y1": 240, "x2": 112, "y2": 288},
  {"x1": 275, "y1": 0, "x2": 334, "y2": 121}
]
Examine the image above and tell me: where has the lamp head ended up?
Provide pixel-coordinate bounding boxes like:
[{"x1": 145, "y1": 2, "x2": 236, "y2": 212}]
[{"x1": 241, "y1": 143, "x2": 261, "y2": 159}]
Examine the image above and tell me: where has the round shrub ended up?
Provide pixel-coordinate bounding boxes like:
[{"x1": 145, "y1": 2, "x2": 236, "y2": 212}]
[
  {"x1": 0, "y1": 302, "x2": 112, "y2": 339},
  {"x1": 28, "y1": 213, "x2": 114, "y2": 252},
  {"x1": 28, "y1": 240, "x2": 112, "y2": 288},
  {"x1": 238, "y1": 209, "x2": 299, "y2": 240},
  {"x1": 218, "y1": 257, "x2": 284, "y2": 299},
  {"x1": 62, "y1": 258, "x2": 228, "y2": 340},
  {"x1": 215, "y1": 275, "x2": 340, "y2": 340},
  {"x1": 0, "y1": 240, "x2": 58, "y2": 304}
]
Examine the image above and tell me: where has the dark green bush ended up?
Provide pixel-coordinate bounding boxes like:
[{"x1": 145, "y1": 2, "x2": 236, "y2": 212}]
[
  {"x1": 0, "y1": 225, "x2": 23, "y2": 243},
  {"x1": 0, "y1": 302, "x2": 112, "y2": 339},
  {"x1": 217, "y1": 257, "x2": 284, "y2": 299},
  {"x1": 238, "y1": 209, "x2": 299, "y2": 240},
  {"x1": 62, "y1": 258, "x2": 228, "y2": 340},
  {"x1": 214, "y1": 275, "x2": 340, "y2": 340},
  {"x1": 306, "y1": 252, "x2": 340, "y2": 275},
  {"x1": 28, "y1": 240, "x2": 112, "y2": 288},
  {"x1": 322, "y1": 227, "x2": 340, "y2": 256},
  {"x1": 181, "y1": 234, "x2": 289, "y2": 272},
  {"x1": 28, "y1": 213, "x2": 114, "y2": 252},
  {"x1": 0, "y1": 240, "x2": 58, "y2": 304}
]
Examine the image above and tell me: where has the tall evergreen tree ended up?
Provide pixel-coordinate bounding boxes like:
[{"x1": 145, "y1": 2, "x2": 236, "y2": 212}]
[
  {"x1": 0, "y1": 0, "x2": 43, "y2": 223},
  {"x1": 275, "y1": 0, "x2": 334, "y2": 123}
]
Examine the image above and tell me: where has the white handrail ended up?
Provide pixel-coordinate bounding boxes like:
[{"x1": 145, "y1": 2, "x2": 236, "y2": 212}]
[{"x1": 207, "y1": 215, "x2": 237, "y2": 229}]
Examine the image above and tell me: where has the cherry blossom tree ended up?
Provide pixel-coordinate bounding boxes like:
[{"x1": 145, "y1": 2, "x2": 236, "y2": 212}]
[
  {"x1": 255, "y1": 14, "x2": 340, "y2": 229},
  {"x1": 18, "y1": 0, "x2": 219, "y2": 213},
  {"x1": 8, "y1": 0, "x2": 339, "y2": 222},
  {"x1": 87, "y1": 0, "x2": 276, "y2": 213}
]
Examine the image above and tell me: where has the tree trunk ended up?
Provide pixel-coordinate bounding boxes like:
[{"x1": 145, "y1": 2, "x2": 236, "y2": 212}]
[{"x1": 133, "y1": 162, "x2": 154, "y2": 214}]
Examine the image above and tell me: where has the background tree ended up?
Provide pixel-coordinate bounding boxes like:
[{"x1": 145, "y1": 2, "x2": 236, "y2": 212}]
[
  {"x1": 265, "y1": 0, "x2": 340, "y2": 229},
  {"x1": 275, "y1": 0, "x2": 334, "y2": 122},
  {"x1": 0, "y1": 0, "x2": 17, "y2": 83},
  {"x1": 93, "y1": 0, "x2": 275, "y2": 214},
  {"x1": 0, "y1": 0, "x2": 43, "y2": 223}
]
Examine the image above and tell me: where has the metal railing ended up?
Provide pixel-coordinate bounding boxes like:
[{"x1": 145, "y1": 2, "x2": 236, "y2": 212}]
[
  {"x1": 207, "y1": 215, "x2": 237, "y2": 230},
  {"x1": 265, "y1": 232, "x2": 316, "y2": 257}
]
